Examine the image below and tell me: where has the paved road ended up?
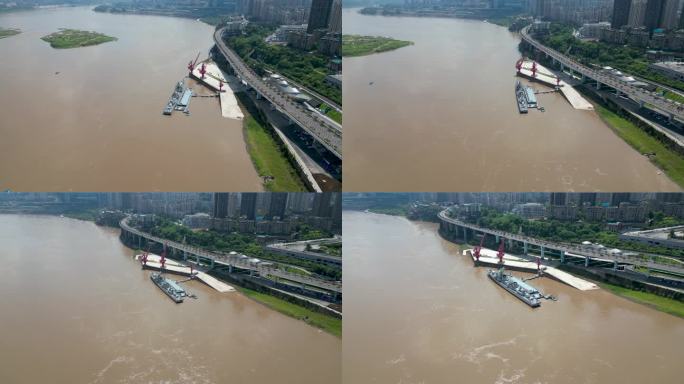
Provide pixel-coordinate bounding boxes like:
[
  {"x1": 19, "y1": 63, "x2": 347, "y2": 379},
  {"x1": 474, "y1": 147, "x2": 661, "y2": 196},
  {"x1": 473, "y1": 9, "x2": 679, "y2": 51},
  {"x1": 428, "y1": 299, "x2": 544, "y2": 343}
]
[
  {"x1": 438, "y1": 210, "x2": 684, "y2": 274},
  {"x1": 214, "y1": 27, "x2": 342, "y2": 159},
  {"x1": 120, "y1": 217, "x2": 342, "y2": 293},
  {"x1": 521, "y1": 25, "x2": 684, "y2": 123}
]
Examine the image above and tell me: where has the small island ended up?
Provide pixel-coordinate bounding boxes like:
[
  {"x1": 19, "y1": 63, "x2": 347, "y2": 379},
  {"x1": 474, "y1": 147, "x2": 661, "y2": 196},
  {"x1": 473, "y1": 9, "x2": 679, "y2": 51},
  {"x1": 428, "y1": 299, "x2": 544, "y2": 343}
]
[
  {"x1": 41, "y1": 29, "x2": 117, "y2": 49},
  {"x1": 0, "y1": 27, "x2": 21, "y2": 39},
  {"x1": 342, "y1": 35, "x2": 414, "y2": 57}
]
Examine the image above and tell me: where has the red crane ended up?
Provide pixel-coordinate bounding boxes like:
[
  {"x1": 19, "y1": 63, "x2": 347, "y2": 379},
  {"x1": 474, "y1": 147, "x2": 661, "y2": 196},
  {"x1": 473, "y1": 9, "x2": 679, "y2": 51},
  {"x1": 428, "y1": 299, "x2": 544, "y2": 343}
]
[
  {"x1": 556, "y1": 75, "x2": 561, "y2": 87},
  {"x1": 496, "y1": 238, "x2": 505, "y2": 264},
  {"x1": 536, "y1": 256, "x2": 541, "y2": 272},
  {"x1": 199, "y1": 63, "x2": 207, "y2": 80},
  {"x1": 531, "y1": 61, "x2": 538, "y2": 78},
  {"x1": 187, "y1": 52, "x2": 201, "y2": 74},
  {"x1": 473, "y1": 234, "x2": 486, "y2": 261},
  {"x1": 160, "y1": 244, "x2": 167, "y2": 270},
  {"x1": 515, "y1": 58, "x2": 524, "y2": 73},
  {"x1": 141, "y1": 251, "x2": 148, "y2": 267},
  {"x1": 218, "y1": 80, "x2": 224, "y2": 93}
]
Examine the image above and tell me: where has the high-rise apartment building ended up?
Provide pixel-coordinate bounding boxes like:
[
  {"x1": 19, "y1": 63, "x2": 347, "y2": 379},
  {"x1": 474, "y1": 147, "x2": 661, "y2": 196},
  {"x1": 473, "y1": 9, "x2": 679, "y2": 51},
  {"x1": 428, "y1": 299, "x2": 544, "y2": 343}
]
[{"x1": 307, "y1": 0, "x2": 333, "y2": 33}]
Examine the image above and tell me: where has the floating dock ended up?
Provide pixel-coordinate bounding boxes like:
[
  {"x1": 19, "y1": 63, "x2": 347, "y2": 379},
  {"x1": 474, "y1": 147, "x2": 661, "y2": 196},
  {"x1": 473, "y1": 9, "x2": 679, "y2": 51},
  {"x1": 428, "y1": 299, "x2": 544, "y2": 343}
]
[
  {"x1": 518, "y1": 60, "x2": 594, "y2": 111},
  {"x1": 464, "y1": 248, "x2": 599, "y2": 291},
  {"x1": 135, "y1": 254, "x2": 235, "y2": 293},
  {"x1": 191, "y1": 60, "x2": 244, "y2": 120}
]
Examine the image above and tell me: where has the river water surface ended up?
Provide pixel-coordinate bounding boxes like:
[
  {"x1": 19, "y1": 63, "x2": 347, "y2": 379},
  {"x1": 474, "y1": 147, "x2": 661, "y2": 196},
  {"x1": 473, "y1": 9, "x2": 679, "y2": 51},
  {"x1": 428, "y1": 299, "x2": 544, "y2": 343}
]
[
  {"x1": 0, "y1": 7, "x2": 261, "y2": 191},
  {"x1": 343, "y1": 211, "x2": 682, "y2": 384},
  {"x1": 0, "y1": 215, "x2": 340, "y2": 383},
  {"x1": 343, "y1": 8, "x2": 679, "y2": 192}
]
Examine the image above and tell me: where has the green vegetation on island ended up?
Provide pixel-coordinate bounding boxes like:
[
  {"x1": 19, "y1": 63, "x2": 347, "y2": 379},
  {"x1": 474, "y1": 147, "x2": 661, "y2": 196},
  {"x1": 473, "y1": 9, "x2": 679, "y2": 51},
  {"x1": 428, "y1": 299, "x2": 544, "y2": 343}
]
[
  {"x1": 226, "y1": 24, "x2": 341, "y2": 105},
  {"x1": 41, "y1": 29, "x2": 117, "y2": 49},
  {"x1": 600, "y1": 282, "x2": 684, "y2": 318},
  {"x1": 342, "y1": 34, "x2": 413, "y2": 57},
  {"x1": 537, "y1": 23, "x2": 684, "y2": 92},
  {"x1": 0, "y1": 27, "x2": 20, "y2": 39},
  {"x1": 593, "y1": 103, "x2": 684, "y2": 189},
  {"x1": 62, "y1": 209, "x2": 100, "y2": 222},
  {"x1": 236, "y1": 93, "x2": 307, "y2": 192},
  {"x1": 238, "y1": 287, "x2": 341, "y2": 337}
]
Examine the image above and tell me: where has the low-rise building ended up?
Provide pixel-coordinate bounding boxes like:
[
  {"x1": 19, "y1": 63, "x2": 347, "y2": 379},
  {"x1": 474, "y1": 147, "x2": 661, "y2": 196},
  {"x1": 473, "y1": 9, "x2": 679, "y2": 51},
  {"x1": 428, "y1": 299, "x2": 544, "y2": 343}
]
[{"x1": 650, "y1": 61, "x2": 684, "y2": 82}]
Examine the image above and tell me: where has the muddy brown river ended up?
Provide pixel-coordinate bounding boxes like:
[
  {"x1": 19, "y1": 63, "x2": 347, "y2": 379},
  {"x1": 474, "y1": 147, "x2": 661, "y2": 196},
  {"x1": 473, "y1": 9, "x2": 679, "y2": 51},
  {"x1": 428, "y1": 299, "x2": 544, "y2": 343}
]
[
  {"x1": 342, "y1": 8, "x2": 680, "y2": 192},
  {"x1": 0, "y1": 7, "x2": 261, "y2": 191},
  {"x1": 0, "y1": 215, "x2": 340, "y2": 383},
  {"x1": 343, "y1": 211, "x2": 682, "y2": 384}
]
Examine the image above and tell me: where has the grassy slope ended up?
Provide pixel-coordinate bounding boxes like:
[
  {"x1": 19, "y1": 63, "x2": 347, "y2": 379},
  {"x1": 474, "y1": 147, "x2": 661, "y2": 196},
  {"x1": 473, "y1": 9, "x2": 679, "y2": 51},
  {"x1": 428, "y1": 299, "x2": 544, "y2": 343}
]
[
  {"x1": 41, "y1": 29, "x2": 116, "y2": 49},
  {"x1": 342, "y1": 35, "x2": 413, "y2": 57},
  {"x1": 0, "y1": 27, "x2": 20, "y2": 39},
  {"x1": 600, "y1": 282, "x2": 684, "y2": 318},
  {"x1": 243, "y1": 116, "x2": 306, "y2": 192},
  {"x1": 238, "y1": 287, "x2": 341, "y2": 337},
  {"x1": 321, "y1": 103, "x2": 342, "y2": 123},
  {"x1": 594, "y1": 104, "x2": 684, "y2": 188}
]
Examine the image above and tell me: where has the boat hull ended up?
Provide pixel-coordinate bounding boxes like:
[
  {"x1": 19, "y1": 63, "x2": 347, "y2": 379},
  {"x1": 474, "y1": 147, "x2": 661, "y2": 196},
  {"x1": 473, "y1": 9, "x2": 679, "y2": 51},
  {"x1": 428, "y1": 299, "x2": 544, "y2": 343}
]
[{"x1": 488, "y1": 271, "x2": 540, "y2": 308}]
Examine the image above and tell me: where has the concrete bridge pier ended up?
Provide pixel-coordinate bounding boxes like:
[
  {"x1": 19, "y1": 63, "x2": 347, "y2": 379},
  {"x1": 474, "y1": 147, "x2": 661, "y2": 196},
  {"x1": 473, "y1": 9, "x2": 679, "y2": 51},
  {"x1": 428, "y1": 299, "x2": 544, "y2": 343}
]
[
  {"x1": 196, "y1": 254, "x2": 200, "y2": 265},
  {"x1": 669, "y1": 113, "x2": 675, "y2": 123},
  {"x1": 137, "y1": 235, "x2": 141, "y2": 249},
  {"x1": 541, "y1": 246, "x2": 545, "y2": 259},
  {"x1": 495, "y1": 235, "x2": 500, "y2": 244},
  {"x1": 228, "y1": 264, "x2": 233, "y2": 273},
  {"x1": 585, "y1": 255, "x2": 590, "y2": 267},
  {"x1": 596, "y1": 81, "x2": 602, "y2": 90},
  {"x1": 523, "y1": 241, "x2": 528, "y2": 255},
  {"x1": 183, "y1": 251, "x2": 187, "y2": 261},
  {"x1": 613, "y1": 261, "x2": 618, "y2": 270},
  {"x1": 638, "y1": 100, "x2": 645, "y2": 108},
  {"x1": 462, "y1": 226, "x2": 468, "y2": 242},
  {"x1": 560, "y1": 250, "x2": 566, "y2": 264}
]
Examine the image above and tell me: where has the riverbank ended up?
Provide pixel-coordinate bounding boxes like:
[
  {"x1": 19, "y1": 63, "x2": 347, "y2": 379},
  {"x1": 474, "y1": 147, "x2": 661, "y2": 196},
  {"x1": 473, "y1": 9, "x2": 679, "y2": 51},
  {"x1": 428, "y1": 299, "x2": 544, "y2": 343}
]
[
  {"x1": 238, "y1": 287, "x2": 342, "y2": 337},
  {"x1": 600, "y1": 282, "x2": 684, "y2": 318},
  {"x1": 592, "y1": 102, "x2": 684, "y2": 189},
  {"x1": 41, "y1": 28, "x2": 117, "y2": 49},
  {"x1": 236, "y1": 92, "x2": 307, "y2": 192},
  {"x1": 119, "y1": 228, "x2": 342, "y2": 337},
  {"x1": 342, "y1": 34, "x2": 413, "y2": 57}
]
